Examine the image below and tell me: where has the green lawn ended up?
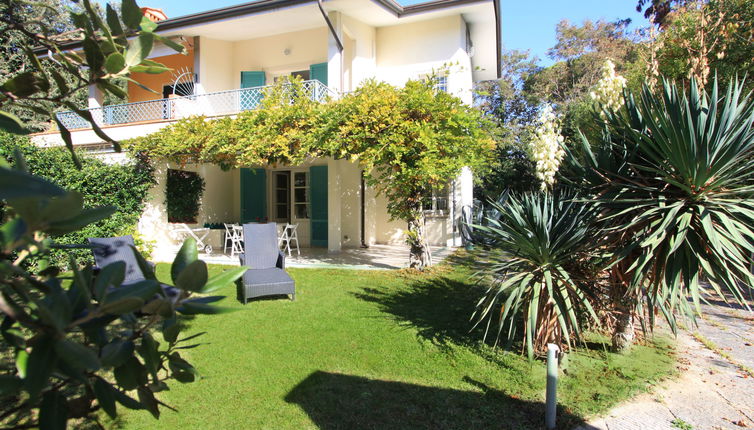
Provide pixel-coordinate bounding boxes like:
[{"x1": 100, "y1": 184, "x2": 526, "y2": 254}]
[{"x1": 111, "y1": 258, "x2": 675, "y2": 430}]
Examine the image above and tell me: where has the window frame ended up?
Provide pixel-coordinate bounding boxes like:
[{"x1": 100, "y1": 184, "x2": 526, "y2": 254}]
[
  {"x1": 293, "y1": 171, "x2": 310, "y2": 220},
  {"x1": 421, "y1": 184, "x2": 450, "y2": 218}
]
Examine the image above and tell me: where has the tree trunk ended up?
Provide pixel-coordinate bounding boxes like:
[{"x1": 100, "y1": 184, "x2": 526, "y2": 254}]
[
  {"x1": 407, "y1": 216, "x2": 430, "y2": 270},
  {"x1": 610, "y1": 263, "x2": 636, "y2": 352},
  {"x1": 611, "y1": 297, "x2": 635, "y2": 353}
]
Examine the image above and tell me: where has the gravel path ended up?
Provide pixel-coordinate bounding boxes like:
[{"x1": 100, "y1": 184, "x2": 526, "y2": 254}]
[{"x1": 576, "y1": 296, "x2": 754, "y2": 430}]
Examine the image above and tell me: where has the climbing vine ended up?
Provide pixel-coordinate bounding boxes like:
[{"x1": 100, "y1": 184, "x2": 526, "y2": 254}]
[
  {"x1": 166, "y1": 169, "x2": 205, "y2": 223},
  {"x1": 127, "y1": 77, "x2": 496, "y2": 268}
]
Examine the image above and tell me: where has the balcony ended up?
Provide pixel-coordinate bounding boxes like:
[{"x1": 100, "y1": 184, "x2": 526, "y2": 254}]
[{"x1": 55, "y1": 80, "x2": 335, "y2": 130}]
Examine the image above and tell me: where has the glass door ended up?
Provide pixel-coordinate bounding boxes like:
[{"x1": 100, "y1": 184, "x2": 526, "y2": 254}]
[{"x1": 273, "y1": 171, "x2": 291, "y2": 224}]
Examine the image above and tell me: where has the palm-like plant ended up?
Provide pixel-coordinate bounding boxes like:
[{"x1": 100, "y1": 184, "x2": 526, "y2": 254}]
[
  {"x1": 566, "y1": 77, "x2": 754, "y2": 350},
  {"x1": 472, "y1": 192, "x2": 601, "y2": 359}
]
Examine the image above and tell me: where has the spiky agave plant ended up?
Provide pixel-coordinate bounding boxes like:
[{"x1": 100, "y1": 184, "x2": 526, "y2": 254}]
[
  {"x1": 566, "y1": 77, "x2": 754, "y2": 350},
  {"x1": 472, "y1": 191, "x2": 601, "y2": 359}
]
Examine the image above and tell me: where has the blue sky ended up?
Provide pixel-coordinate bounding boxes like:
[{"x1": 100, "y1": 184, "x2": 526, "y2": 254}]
[{"x1": 128, "y1": 0, "x2": 649, "y2": 66}]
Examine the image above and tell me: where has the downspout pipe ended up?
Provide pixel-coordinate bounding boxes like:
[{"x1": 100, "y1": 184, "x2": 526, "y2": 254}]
[{"x1": 318, "y1": 0, "x2": 344, "y2": 52}]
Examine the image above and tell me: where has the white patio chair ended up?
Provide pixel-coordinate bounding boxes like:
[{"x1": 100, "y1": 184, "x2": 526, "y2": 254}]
[
  {"x1": 279, "y1": 223, "x2": 300, "y2": 257},
  {"x1": 278, "y1": 224, "x2": 288, "y2": 250},
  {"x1": 230, "y1": 224, "x2": 244, "y2": 257},
  {"x1": 223, "y1": 223, "x2": 235, "y2": 254}
]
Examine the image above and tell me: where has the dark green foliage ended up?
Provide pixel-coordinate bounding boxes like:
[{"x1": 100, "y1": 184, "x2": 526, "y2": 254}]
[
  {"x1": 0, "y1": 155, "x2": 247, "y2": 429},
  {"x1": 472, "y1": 191, "x2": 602, "y2": 359},
  {"x1": 0, "y1": 132, "x2": 154, "y2": 266},
  {"x1": 564, "y1": 76, "x2": 754, "y2": 347},
  {"x1": 475, "y1": 51, "x2": 542, "y2": 198},
  {"x1": 165, "y1": 169, "x2": 205, "y2": 223},
  {"x1": 0, "y1": 0, "x2": 186, "y2": 161}
]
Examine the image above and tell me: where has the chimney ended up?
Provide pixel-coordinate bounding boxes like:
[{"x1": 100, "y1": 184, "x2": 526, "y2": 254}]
[{"x1": 140, "y1": 7, "x2": 168, "y2": 22}]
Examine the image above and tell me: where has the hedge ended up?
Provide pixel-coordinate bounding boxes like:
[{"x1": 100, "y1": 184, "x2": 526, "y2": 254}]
[{"x1": 0, "y1": 133, "x2": 155, "y2": 267}]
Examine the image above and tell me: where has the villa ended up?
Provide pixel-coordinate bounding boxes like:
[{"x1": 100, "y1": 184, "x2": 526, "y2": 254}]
[{"x1": 32, "y1": 0, "x2": 501, "y2": 261}]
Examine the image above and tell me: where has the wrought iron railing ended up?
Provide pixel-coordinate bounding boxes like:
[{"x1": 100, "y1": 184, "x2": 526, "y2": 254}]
[{"x1": 55, "y1": 80, "x2": 336, "y2": 130}]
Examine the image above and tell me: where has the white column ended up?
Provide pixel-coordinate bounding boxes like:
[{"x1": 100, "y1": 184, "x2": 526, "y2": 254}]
[
  {"x1": 87, "y1": 84, "x2": 105, "y2": 126},
  {"x1": 88, "y1": 84, "x2": 103, "y2": 108},
  {"x1": 327, "y1": 158, "x2": 342, "y2": 252},
  {"x1": 137, "y1": 162, "x2": 173, "y2": 261},
  {"x1": 327, "y1": 11, "x2": 343, "y2": 93}
]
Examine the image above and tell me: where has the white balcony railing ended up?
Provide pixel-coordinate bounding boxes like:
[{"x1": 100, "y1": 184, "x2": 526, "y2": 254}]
[{"x1": 55, "y1": 80, "x2": 335, "y2": 130}]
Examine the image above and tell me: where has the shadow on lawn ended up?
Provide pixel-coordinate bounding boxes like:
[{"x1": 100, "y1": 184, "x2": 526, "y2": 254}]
[
  {"x1": 285, "y1": 371, "x2": 588, "y2": 430},
  {"x1": 353, "y1": 272, "x2": 486, "y2": 351}
]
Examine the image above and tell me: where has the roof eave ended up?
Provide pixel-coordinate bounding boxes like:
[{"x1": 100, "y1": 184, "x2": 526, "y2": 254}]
[{"x1": 34, "y1": 0, "x2": 502, "y2": 79}]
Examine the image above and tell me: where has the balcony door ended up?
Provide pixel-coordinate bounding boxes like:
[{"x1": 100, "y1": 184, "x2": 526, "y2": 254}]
[
  {"x1": 240, "y1": 71, "x2": 266, "y2": 110},
  {"x1": 273, "y1": 171, "x2": 291, "y2": 224}
]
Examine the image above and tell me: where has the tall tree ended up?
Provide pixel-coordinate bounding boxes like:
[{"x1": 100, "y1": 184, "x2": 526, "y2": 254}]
[
  {"x1": 0, "y1": 0, "x2": 86, "y2": 131},
  {"x1": 475, "y1": 50, "x2": 541, "y2": 199},
  {"x1": 525, "y1": 19, "x2": 646, "y2": 106},
  {"x1": 0, "y1": 0, "x2": 184, "y2": 161},
  {"x1": 655, "y1": 0, "x2": 754, "y2": 91}
]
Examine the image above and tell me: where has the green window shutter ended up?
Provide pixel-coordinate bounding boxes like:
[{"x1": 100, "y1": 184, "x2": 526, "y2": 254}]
[
  {"x1": 309, "y1": 63, "x2": 328, "y2": 87},
  {"x1": 241, "y1": 71, "x2": 266, "y2": 88},
  {"x1": 309, "y1": 165, "x2": 328, "y2": 247},
  {"x1": 240, "y1": 71, "x2": 266, "y2": 110},
  {"x1": 241, "y1": 168, "x2": 267, "y2": 223}
]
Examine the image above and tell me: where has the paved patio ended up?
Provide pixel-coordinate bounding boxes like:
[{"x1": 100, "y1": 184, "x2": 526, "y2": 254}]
[
  {"x1": 577, "y1": 292, "x2": 754, "y2": 430},
  {"x1": 199, "y1": 244, "x2": 456, "y2": 270}
]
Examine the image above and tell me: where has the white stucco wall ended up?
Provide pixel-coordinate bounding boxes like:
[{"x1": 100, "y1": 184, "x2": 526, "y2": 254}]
[
  {"x1": 340, "y1": 14, "x2": 377, "y2": 90},
  {"x1": 336, "y1": 159, "x2": 362, "y2": 248},
  {"x1": 231, "y1": 28, "x2": 329, "y2": 83},
  {"x1": 196, "y1": 38, "x2": 234, "y2": 94},
  {"x1": 375, "y1": 15, "x2": 473, "y2": 104},
  {"x1": 138, "y1": 161, "x2": 235, "y2": 261}
]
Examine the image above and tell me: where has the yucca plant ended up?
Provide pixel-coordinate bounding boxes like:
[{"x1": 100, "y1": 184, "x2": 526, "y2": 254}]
[
  {"x1": 472, "y1": 191, "x2": 601, "y2": 359},
  {"x1": 566, "y1": 77, "x2": 754, "y2": 350}
]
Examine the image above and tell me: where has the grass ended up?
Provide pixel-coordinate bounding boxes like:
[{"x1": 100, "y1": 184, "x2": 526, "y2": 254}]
[{"x1": 110, "y1": 259, "x2": 676, "y2": 430}]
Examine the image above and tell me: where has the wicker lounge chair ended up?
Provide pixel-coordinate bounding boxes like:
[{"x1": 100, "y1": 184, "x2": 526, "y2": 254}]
[
  {"x1": 88, "y1": 235, "x2": 180, "y2": 302},
  {"x1": 238, "y1": 223, "x2": 295, "y2": 303}
]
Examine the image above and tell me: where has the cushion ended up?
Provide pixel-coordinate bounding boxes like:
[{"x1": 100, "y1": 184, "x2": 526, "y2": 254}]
[
  {"x1": 242, "y1": 267, "x2": 293, "y2": 287},
  {"x1": 88, "y1": 235, "x2": 145, "y2": 284}
]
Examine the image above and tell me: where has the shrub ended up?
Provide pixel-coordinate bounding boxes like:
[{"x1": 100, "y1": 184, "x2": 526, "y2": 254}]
[
  {"x1": 165, "y1": 169, "x2": 205, "y2": 223},
  {"x1": 0, "y1": 158, "x2": 246, "y2": 429},
  {"x1": 0, "y1": 133, "x2": 155, "y2": 265},
  {"x1": 472, "y1": 191, "x2": 602, "y2": 359},
  {"x1": 565, "y1": 77, "x2": 754, "y2": 351}
]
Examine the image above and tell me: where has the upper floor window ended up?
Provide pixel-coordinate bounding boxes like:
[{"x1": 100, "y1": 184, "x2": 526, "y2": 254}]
[
  {"x1": 434, "y1": 76, "x2": 448, "y2": 93},
  {"x1": 420, "y1": 73, "x2": 449, "y2": 93}
]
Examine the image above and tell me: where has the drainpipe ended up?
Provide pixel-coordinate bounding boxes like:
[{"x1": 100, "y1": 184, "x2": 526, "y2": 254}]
[
  {"x1": 451, "y1": 180, "x2": 457, "y2": 246},
  {"x1": 318, "y1": 0, "x2": 343, "y2": 52},
  {"x1": 360, "y1": 170, "x2": 368, "y2": 248}
]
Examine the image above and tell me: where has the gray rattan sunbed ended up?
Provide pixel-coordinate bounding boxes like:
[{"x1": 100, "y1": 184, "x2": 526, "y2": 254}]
[{"x1": 238, "y1": 223, "x2": 296, "y2": 303}]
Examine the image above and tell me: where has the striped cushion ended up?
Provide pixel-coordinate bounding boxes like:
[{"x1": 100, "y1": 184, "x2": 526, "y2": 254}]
[{"x1": 88, "y1": 235, "x2": 145, "y2": 284}]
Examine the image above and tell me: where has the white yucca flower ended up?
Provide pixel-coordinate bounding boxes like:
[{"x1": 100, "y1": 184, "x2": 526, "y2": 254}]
[
  {"x1": 590, "y1": 59, "x2": 627, "y2": 118},
  {"x1": 530, "y1": 105, "x2": 565, "y2": 191}
]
